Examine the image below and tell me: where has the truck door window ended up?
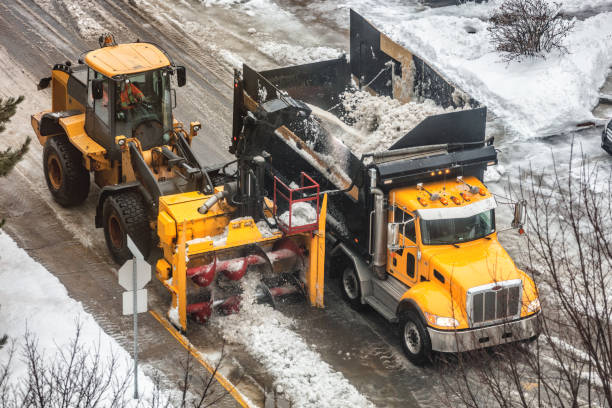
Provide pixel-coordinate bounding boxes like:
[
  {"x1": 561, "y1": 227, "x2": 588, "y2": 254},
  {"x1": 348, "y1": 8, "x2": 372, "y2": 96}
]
[
  {"x1": 406, "y1": 253, "x2": 415, "y2": 278},
  {"x1": 395, "y1": 207, "x2": 416, "y2": 243}
]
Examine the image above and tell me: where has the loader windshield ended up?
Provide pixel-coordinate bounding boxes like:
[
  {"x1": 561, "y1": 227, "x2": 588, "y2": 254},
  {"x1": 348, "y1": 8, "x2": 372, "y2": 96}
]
[
  {"x1": 114, "y1": 68, "x2": 172, "y2": 150},
  {"x1": 420, "y1": 210, "x2": 495, "y2": 245}
]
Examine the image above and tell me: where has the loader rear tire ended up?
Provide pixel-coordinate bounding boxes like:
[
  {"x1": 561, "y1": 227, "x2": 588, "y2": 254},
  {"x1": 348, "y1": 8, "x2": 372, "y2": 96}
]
[
  {"x1": 102, "y1": 191, "x2": 151, "y2": 265},
  {"x1": 43, "y1": 135, "x2": 90, "y2": 207}
]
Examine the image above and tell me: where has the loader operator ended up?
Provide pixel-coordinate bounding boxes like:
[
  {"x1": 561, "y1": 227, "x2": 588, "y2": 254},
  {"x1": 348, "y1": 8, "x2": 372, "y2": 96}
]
[{"x1": 119, "y1": 79, "x2": 144, "y2": 110}]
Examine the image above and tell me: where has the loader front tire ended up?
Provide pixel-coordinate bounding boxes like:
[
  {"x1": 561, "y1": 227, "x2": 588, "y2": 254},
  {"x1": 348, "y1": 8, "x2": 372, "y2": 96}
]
[
  {"x1": 43, "y1": 135, "x2": 90, "y2": 206},
  {"x1": 102, "y1": 191, "x2": 151, "y2": 265}
]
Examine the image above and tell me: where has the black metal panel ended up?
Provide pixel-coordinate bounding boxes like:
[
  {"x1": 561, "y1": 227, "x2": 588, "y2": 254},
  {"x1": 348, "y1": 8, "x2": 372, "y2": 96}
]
[
  {"x1": 390, "y1": 107, "x2": 487, "y2": 150},
  {"x1": 349, "y1": 9, "x2": 396, "y2": 97},
  {"x1": 260, "y1": 57, "x2": 351, "y2": 110},
  {"x1": 376, "y1": 145, "x2": 497, "y2": 189}
]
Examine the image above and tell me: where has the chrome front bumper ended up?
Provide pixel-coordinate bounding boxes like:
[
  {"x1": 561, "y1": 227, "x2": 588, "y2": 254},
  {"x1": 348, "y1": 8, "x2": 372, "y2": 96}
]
[{"x1": 428, "y1": 312, "x2": 541, "y2": 353}]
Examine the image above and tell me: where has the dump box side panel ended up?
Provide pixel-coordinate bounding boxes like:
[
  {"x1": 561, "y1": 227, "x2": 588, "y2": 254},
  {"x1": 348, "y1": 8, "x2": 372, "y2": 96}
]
[{"x1": 349, "y1": 9, "x2": 479, "y2": 109}]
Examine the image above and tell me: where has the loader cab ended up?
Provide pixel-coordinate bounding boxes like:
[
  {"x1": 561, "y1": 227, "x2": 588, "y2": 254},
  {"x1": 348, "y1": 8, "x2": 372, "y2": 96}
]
[{"x1": 83, "y1": 41, "x2": 185, "y2": 160}]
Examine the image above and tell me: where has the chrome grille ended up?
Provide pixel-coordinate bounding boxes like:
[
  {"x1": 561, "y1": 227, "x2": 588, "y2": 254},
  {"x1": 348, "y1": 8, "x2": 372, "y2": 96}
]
[{"x1": 467, "y1": 280, "x2": 522, "y2": 327}]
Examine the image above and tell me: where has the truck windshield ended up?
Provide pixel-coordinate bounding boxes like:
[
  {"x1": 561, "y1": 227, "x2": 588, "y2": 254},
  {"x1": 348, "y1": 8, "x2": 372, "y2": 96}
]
[
  {"x1": 420, "y1": 210, "x2": 495, "y2": 245},
  {"x1": 114, "y1": 69, "x2": 172, "y2": 150}
]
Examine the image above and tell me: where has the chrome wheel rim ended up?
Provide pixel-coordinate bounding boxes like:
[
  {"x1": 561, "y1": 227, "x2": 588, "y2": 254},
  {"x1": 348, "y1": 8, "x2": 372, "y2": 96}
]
[
  {"x1": 342, "y1": 269, "x2": 359, "y2": 300},
  {"x1": 404, "y1": 321, "x2": 421, "y2": 355}
]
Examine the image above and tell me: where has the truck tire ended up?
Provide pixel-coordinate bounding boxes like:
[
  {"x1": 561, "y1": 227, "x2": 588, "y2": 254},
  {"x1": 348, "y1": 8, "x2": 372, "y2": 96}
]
[
  {"x1": 399, "y1": 310, "x2": 432, "y2": 366},
  {"x1": 340, "y1": 266, "x2": 366, "y2": 311},
  {"x1": 102, "y1": 191, "x2": 151, "y2": 265},
  {"x1": 43, "y1": 135, "x2": 90, "y2": 206}
]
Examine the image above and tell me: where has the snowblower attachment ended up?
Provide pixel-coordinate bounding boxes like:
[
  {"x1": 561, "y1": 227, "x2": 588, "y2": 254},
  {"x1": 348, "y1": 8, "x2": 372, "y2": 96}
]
[{"x1": 155, "y1": 180, "x2": 328, "y2": 331}]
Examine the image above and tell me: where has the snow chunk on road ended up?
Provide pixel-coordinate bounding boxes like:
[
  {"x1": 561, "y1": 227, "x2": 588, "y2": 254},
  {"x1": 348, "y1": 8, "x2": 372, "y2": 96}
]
[
  {"x1": 0, "y1": 232, "x2": 156, "y2": 406},
  {"x1": 361, "y1": 7, "x2": 612, "y2": 138},
  {"x1": 214, "y1": 274, "x2": 373, "y2": 408}
]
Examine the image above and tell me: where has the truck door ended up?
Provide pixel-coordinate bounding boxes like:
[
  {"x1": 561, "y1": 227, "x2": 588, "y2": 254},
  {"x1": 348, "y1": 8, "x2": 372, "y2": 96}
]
[{"x1": 388, "y1": 208, "x2": 418, "y2": 287}]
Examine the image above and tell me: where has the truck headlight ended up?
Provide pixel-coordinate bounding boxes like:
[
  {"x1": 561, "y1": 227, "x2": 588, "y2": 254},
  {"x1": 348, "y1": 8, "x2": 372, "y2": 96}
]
[
  {"x1": 526, "y1": 298, "x2": 541, "y2": 314},
  {"x1": 425, "y1": 312, "x2": 459, "y2": 328}
]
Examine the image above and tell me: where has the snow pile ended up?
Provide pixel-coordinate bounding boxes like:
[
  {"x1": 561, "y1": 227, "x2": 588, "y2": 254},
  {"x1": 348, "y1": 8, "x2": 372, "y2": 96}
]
[
  {"x1": 0, "y1": 232, "x2": 157, "y2": 406},
  {"x1": 359, "y1": 5, "x2": 612, "y2": 138},
  {"x1": 258, "y1": 41, "x2": 343, "y2": 66},
  {"x1": 214, "y1": 274, "x2": 373, "y2": 408},
  {"x1": 279, "y1": 202, "x2": 318, "y2": 228}
]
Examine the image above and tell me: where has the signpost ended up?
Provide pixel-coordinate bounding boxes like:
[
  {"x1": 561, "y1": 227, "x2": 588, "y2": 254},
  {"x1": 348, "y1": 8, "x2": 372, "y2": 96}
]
[{"x1": 118, "y1": 237, "x2": 151, "y2": 400}]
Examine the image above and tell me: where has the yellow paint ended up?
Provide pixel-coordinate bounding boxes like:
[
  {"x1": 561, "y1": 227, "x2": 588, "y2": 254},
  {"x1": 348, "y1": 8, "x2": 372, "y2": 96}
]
[
  {"x1": 227, "y1": 218, "x2": 263, "y2": 245},
  {"x1": 149, "y1": 311, "x2": 252, "y2": 408},
  {"x1": 176, "y1": 222, "x2": 188, "y2": 331},
  {"x1": 156, "y1": 258, "x2": 172, "y2": 281},
  {"x1": 307, "y1": 194, "x2": 327, "y2": 307},
  {"x1": 158, "y1": 211, "x2": 177, "y2": 246},
  {"x1": 84, "y1": 43, "x2": 170, "y2": 78}
]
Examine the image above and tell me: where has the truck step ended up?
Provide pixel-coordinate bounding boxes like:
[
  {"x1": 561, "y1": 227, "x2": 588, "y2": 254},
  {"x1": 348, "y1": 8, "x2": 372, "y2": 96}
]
[{"x1": 364, "y1": 295, "x2": 398, "y2": 323}]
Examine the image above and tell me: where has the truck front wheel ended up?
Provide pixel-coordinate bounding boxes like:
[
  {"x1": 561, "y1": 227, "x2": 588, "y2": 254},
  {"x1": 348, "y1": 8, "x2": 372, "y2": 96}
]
[
  {"x1": 102, "y1": 191, "x2": 151, "y2": 265},
  {"x1": 400, "y1": 310, "x2": 432, "y2": 366},
  {"x1": 43, "y1": 135, "x2": 90, "y2": 206}
]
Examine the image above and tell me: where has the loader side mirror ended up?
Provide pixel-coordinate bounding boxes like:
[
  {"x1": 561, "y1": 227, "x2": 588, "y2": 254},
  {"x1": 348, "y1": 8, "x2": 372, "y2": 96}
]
[
  {"x1": 92, "y1": 79, "x2": 104, "y2": 100},
  {"x1": 176, "y1": 66, "x2": 186, "y2": 87}
]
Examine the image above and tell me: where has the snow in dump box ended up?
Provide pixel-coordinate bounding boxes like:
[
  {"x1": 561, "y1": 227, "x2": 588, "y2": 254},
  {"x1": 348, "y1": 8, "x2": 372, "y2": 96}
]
[{"x1": 310, "y1": 90, "x2": 464, "y2": 157}]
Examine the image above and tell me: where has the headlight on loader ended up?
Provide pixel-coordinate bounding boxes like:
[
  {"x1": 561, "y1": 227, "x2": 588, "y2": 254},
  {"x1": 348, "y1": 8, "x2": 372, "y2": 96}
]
[
  {"x1": 527, "y1": 298, "x2": 541, "y2": 314},
  {"x1": 424, "y1": 312, "x2": 459, "y2": 328}
]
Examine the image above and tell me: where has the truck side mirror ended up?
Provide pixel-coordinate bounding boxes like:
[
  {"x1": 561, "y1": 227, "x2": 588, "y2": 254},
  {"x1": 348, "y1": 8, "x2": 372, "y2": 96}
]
[
  {"x1": 176, "y1": 66, "x2": 186, "y2": 87},
  {"x1": 92, "y1": 79, "x2": 104, "y2": 100},
  {"x1": 387, "y1": 223, "x2": 400, "y2": 250},
  {"x1": 511, "y1": 200, "x2": 526, "y2": 231}
]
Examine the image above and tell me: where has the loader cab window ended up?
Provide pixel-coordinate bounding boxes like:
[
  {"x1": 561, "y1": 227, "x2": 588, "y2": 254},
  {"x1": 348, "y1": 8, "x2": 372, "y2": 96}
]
[
  {"x1": 86, "y1": 69, "x2": 110, "y2": 141},
  {"x1": 114, "y1": 69, "x2": 173, "y2": 151}
]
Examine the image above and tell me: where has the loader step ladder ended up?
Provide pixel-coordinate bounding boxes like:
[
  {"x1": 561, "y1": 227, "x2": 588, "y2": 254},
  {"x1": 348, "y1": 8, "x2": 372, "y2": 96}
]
[{"x1": 274, "y1": 172, "x2": 320, "y2": 235}]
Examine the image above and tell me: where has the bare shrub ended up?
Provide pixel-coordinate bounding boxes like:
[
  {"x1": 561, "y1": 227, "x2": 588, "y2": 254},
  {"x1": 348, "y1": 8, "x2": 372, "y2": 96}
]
[
  {"x1": 438, "y1": 147, "x2": 612, "y2": 407},
  {"x1": 0, "y1": 323, "x2": 233, "y2": 407},
  {"x1": 488, "y1": 0, "x2": 575, "y2": 61}
]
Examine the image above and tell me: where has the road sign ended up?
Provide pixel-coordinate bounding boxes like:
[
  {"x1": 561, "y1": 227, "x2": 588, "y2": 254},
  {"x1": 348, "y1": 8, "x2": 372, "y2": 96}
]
[
  {"x1": 122, "y1": 289, "x2": 148, "y2": 315},
  {"x1": 127, "y1": 237, "x2": 144, "y2": 260},
  {"x1": 119, "y1": 259, "x2": 151, "y2": 291}
]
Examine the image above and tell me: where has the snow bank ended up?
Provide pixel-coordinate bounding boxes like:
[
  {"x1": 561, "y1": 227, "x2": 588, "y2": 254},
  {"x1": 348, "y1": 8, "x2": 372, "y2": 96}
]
[
  {"x1": 214, "y1": 274, "x2": 373, "y2": 408},
  {"x1": 358, "y1": 6, "x2": 612, "y2": 138},
  {"x1": 0, "y1": 232, "x2": 156, "y2": 406}
]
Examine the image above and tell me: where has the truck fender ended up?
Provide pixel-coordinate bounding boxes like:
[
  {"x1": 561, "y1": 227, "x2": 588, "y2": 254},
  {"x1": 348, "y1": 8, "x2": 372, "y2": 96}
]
[
  {"x1": 397, "y1": 282, "x2": 468, "y2": 328},
  {"x1": 330, "y1": 242, "x2": 373, "y2": 301},
  {"x1": 95, "y1": 182, "x2": 142, "y2": 228}
]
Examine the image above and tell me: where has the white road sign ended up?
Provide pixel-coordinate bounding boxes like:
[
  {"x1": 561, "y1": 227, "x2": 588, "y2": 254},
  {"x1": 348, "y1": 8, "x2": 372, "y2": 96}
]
[
  {"x1": 122, "y1": 289, "x2": 148, "y2": 315},
  {"x1": 118, "y1": 259, "x2": 151, "y2": 291}
]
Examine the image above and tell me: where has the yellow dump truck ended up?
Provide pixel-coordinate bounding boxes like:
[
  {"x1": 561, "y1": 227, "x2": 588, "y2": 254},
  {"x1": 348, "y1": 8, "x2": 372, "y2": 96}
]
[
  {"x1": 229, "y1": 10, "x2": 541, "y2": 365},
  {"x1": 32, "y1": 34, "x2": 327, "y2": 332}
]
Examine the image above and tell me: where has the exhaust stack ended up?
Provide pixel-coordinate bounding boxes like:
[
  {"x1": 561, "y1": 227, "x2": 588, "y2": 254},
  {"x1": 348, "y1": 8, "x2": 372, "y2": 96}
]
[{"x1": 369, "y1": 168, "x2": 387, "y2": 280}]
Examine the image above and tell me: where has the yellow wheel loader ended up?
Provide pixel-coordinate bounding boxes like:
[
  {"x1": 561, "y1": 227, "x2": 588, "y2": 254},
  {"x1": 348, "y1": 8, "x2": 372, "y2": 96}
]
[{"x1": 33, "y1": 34, "x2": 327, "y2": 332}]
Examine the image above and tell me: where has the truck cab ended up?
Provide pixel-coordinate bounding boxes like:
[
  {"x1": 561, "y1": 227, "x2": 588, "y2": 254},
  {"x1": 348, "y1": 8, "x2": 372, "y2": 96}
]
[{"x1": 339, "y1": 173, "x2": 541, "y2": 365}]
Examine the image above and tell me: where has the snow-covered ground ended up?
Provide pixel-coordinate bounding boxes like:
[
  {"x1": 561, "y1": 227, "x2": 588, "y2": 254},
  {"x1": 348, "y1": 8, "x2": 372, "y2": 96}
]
[
  {"x1": 214, "y1": 274, "x2": 373, "y2": 408},
  {"x1": 0, "y1": 232, "x2": 157, "y2": 406}
]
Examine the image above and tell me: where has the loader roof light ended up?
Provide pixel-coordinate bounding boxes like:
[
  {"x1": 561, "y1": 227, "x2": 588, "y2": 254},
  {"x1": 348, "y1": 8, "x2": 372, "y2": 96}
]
[{"x1": 98, "y1": 33, "x2": 117, "y2": 48}]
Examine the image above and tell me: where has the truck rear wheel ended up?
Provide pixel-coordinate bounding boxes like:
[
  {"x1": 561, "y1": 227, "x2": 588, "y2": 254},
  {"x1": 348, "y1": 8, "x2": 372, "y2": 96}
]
[
  {"x1": 102, "y1": 191, "x2": 151, "y2": 265},
  {"x1": 341, "y1": 266, "x2": 366, "y2": 311},
  {"x1": 400, "y1": 310, "x2": 432, "y2": 366},
  {"x1": 43, "y1": 135, "x2": 90, "y2": 206}
]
